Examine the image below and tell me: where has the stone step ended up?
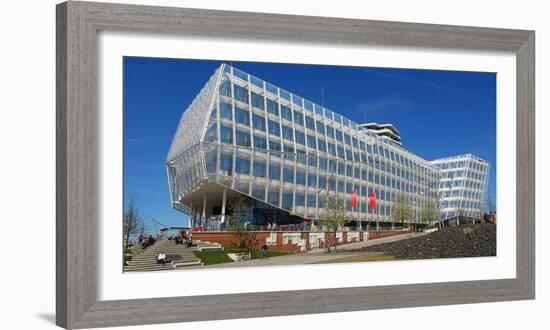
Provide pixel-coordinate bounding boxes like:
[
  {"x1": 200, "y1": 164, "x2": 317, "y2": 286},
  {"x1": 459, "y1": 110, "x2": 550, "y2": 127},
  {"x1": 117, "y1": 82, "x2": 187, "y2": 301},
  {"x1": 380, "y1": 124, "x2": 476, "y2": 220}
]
[
  {"x1": 127, "y1": 258, "x2": 199, "y2": 266},
  {"x1": 173, "y1": 260, "x2": 203, "y2": 268}
]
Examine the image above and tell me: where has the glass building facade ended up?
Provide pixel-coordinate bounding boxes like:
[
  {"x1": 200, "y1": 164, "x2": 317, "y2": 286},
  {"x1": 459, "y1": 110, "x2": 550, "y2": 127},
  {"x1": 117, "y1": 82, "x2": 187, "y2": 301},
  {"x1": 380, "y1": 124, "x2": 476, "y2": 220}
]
[
  {"x1": 431, "y1": 154, "x2": 491, "y2": 220},
  {"x1": 166, "y1": 64, "x2": 488, "y2": 229}
]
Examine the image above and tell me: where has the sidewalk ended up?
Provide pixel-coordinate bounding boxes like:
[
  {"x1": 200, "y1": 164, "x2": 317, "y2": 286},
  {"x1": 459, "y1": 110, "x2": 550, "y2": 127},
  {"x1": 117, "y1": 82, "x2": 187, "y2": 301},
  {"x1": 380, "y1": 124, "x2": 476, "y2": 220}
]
[{"x1": 307, "y1": 230, "x2": 432, "y2": 254}]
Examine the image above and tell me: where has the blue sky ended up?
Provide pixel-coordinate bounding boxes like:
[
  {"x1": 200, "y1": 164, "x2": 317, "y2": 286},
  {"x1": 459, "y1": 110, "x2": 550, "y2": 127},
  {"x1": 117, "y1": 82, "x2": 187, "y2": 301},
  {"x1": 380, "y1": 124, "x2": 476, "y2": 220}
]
[{"x1": 124, "y1": 57, "x2": 496, "y2": 233}]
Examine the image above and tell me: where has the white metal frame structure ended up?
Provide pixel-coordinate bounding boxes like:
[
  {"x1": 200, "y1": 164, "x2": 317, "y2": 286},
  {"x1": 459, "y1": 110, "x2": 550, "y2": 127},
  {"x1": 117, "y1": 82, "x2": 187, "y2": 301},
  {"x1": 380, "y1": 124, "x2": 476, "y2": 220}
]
[
  {"x1": 431, "y1": 154, "x2": 491, "y2": 221},
  {"x1": 166, "y1": 64, "x2": 489, "y2": 228}
]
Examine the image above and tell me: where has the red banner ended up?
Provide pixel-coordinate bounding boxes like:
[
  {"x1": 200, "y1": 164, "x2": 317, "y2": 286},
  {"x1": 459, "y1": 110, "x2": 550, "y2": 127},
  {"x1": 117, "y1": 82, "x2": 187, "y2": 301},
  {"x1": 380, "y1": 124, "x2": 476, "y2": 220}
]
[
  {"x1": 369, "y1": 193, "x2": 376, "y2": 209},
  {"x1": 351, "y1": 190, "x2": 357, "y2": 207}
]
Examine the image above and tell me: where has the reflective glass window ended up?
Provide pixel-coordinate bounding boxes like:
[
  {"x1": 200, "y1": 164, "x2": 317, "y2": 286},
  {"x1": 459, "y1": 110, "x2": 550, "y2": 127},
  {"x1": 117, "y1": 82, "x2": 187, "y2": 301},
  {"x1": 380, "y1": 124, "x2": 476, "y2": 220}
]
[
  {"x1": 253, "y1": 161, "x2": 266, "y2": 177},
  {"x1": 307, "y1": 135, "x2": 317, "y2": 149},
  {"x1": 219, "y1": 101, "x2": 232, "y2": 120},
  {"x1": 236, "y1": 130, "x2": 251, "y2": 147},
  {"x1": 295, "y1": 131, "x2": 305, "y2": 145},
  {"x1": 282, "y1": 192, "x2": 293, "y2": 210},
  {"x1": 269, "y1": 140, "x2": 281, "y2": 151},
  {"x1": 233, "y1": 84, "x2": 249, "y2": 104},
  {"x1": 282, "y1": 125, "x2": 294, "y2": 141},
  {"x1": 296, "y1": 170, "x2": 306, "y2": 185},
  {"x1": 252, "y1": 113, "x2": 266, "y2": 131},
  {"x1": 219, "y1": 80, "x2": 232, "y2": 97},
  {"x1": 251, "y1": 92, "x2": 264, "y2": 110},
  {"x1": 220, "y1": 125, "x2": 233, "y2": 144},
  {"x1": 267, "y1": 98, "x2": 279, "y2": 116},
  {"x1": 235, "y1": 157, "x2": 250, "y2": 174},
  {"x1": 305, "y1": 116, "x2": 315, "y2": 130},
  {"x1": 254, "y1": 135, "x2": 267, "y2": 149},
  {"x1": 316, "y1": 121, "x2": 325, "y2": 135},
  {"x1": 326, "y1": 125, "x2": 335, "y2": 139},
  {"x1": 268, "y1": 120, "x2": 280, "y2": 136},
  {"x1": 293, "y1": 110, "x2": 304, "y2": 126},
  {"x1": 269, "y1": 164, "x2": 280, "y2": 180},
  {"x1": 235, "y1": 106, "x2": 249, "y2": 126},
  {"x1": 283, "y1": 167, "x2": 294, "y2": 183},
  {"x1": 280, "y1": 105, "x2": 292, "y2": 121},
  {"x1": 220, "y1": 153, "x2": 233, "y2": 175}
]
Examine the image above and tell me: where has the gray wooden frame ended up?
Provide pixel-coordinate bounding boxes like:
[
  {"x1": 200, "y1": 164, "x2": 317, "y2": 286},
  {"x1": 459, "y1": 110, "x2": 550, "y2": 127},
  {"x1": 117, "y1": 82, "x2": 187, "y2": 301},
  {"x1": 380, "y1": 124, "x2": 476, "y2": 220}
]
[{"x1": 56, "y1": 1, "x2": 535, "y2": 328}]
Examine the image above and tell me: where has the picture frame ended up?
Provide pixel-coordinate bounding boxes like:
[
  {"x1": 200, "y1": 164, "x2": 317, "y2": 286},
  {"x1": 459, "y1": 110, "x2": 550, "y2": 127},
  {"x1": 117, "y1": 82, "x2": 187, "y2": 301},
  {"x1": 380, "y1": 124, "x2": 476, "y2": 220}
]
[{"x1": 56, "y1": 1, "x2": 535, "y2": 328}]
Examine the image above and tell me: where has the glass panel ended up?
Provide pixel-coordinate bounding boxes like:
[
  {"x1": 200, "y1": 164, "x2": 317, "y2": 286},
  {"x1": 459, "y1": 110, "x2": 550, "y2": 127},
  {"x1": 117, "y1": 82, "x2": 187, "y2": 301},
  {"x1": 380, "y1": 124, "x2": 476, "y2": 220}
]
[
  {"x1": 293, "y1": 110, "x2": 304, "y2": 126},
  {"x1": 252, "y1": 113, "x2": 266, "y2": 132},
  {"x1": 234, "y1": 106, "x2": 250, "y2": 126},
  {"x1": 282, "y1": 125, "x2": 294, "y2": 141},
  {"x1": 253, "y1": 135, "x2": 267, "y2": 149},
  {"x1": 268, "y1": 189, "x2": 280, "y2": 206},
  {"x1": 295, "y1": 170, "x2": 306, "y2": 185},
  {"x1": 295, "y1": 131, "x2": 305, "y2": 146},
  {"x1": 282, "y1": 192, "x2": 293, "y2": 210},
  {"x1": 233, "y1": 68, "x2": 248, "y2": 81},
  {"x1": 234, "y1": 84, "x2": 249, "y2": 104},
  {"x1": 268, "y1": 120, "x2": 280, "y2": 137},
  {"x1": 316, "y1": 121, "x2": 325, "y2": 135},
  {"x1": 220, "y1": 153, "x2": 233, "y2": 176},
  {"x1": 236, "y1": 130, "x2": 251, "y2": 147},
  {"x1": 269, "y1": 164, "x2": 281, "y2": 180},
  {"x1": 304, "y1": 99, "x2": 314, "y2": 112},
  {"x1": 295, "y1": 192, "x2": 305, "y2": 206},
  {"x1": 307, "y1": 135, "x2": 317, "y2": 149},
  {"x1": 280, "y1": 89, "x2": 291, "y2": 101},
  {"x1": 305, "y1": 116, "x2": 315, "y2": 130},
  {"x1": 317, "y1": 138, "x2": 327, "y2": 153},
  {"x1": 251, "y1": 92, "x2": 265, "y2": 110},
  {"x1": 324, "y1": 108, "x2": 333, "y2": 120},
  {"x1": 292, "y1": 95, "x2": 303, "y2": 108},
  {"x1": 219, "y1": 79, "x2": 232, "y2": 97},
  {"x1": 235, "y1": 157, "x2": 250, "y2": 174},
  {"x1": 267, "y1": 99, "x2": 279, "y2": 116},
  {"x1": 344, "y1": 133, "x2": 351, "y2": 146},
  {"x1": 250, "y1": 75, "x2": 263, "y2": 89},
  {"x1": 269, "y1": 140, "x2": 281, "y2": 152},
  {"x1": 283, "y1": 167, "x2": 294, "y2": 183},
  {"x1": 266, "y1": 83, "x2": 278, "y2": 96},
  {"x1": 252, "y1": 184, "x2": 266, "y2": 200},
  {"x1": 314, "y1": 104, "x2": 324, "y2": 116},
  {"x1": 280, "y1": 105, "x2": 292, "y2": 121},
  {"x1": 253, "y1": 161, "x2": 266, "y2": 177},
  {"x1": 219, "y1": 101, "x2": 232, "y2": 120},
  {"x1": 220, "y1": 125, "x2": 233, "y2": 144},
  {"x1": 335, "y1": 129, "x2": 343, "y2": 142}
]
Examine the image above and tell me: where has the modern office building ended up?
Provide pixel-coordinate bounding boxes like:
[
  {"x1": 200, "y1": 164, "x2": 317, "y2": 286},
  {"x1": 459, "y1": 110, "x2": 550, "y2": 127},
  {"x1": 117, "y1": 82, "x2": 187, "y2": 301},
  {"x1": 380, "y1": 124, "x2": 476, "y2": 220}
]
[
  {"x1": 430, "y1": 154, "x2": 491, "y2": 221},
  {"x1": 166, "y1": 64, "x2": 488, "y2": 230}
]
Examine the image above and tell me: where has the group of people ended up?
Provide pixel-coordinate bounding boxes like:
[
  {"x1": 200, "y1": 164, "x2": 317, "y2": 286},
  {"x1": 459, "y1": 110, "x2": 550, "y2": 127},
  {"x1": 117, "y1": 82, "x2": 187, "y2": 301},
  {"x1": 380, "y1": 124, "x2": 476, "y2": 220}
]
[
  {"x1": 173, "y1": 230, "x2": 193, "y2": 248},
  {"x1": 138, "y1": 234, "x2": 156, "y2": 249}
]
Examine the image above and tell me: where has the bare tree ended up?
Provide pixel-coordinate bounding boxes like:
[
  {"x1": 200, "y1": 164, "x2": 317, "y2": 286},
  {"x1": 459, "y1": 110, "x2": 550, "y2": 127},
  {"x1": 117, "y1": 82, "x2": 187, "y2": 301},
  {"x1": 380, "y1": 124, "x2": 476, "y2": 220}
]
[
  {"x1": 318, "y1": 194, "x2": 348, "y2": 252},
  {"x1": 123, "y1": 199, "x2": 143, "y2": 253}
]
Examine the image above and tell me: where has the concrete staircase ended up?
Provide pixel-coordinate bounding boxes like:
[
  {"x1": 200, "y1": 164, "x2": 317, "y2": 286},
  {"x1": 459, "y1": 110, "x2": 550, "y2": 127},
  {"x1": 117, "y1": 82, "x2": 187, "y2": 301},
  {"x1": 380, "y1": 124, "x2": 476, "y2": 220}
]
[
  {"x1": 194, "y1": 240, "x2": 223, "y2": 252},
  {"x1": 124, "y1": 239, "x2": 203, "y2": 272}
]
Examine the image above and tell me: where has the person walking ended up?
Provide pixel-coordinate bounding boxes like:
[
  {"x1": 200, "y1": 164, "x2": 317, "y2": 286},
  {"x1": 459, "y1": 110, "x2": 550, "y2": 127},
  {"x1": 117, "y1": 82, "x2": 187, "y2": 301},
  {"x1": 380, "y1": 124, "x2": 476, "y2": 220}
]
[{"x1": 261, "y1": 244, "x2": 269, "y2": 258}]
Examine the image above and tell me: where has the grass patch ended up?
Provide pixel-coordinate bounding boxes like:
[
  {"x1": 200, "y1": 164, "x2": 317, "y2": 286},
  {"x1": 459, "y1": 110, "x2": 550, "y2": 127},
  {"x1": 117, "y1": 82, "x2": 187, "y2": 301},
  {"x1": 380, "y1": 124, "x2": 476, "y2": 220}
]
[
  {"x1": 194, "y1": 251, "x2": 233, "y2": 265},
  {"x1": 195, "y1": 248, "x2": 290, "y2": 265}
]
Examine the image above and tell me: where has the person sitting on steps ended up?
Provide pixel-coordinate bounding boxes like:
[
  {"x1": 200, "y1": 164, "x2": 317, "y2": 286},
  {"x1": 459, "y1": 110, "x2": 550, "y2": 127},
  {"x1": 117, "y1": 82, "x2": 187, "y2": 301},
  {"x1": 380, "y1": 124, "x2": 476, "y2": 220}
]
[{"x1": 156, "y1": 252, "x2": 167, "y2": 267}]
